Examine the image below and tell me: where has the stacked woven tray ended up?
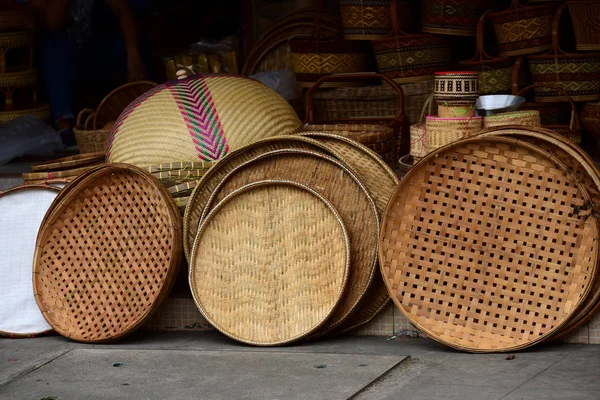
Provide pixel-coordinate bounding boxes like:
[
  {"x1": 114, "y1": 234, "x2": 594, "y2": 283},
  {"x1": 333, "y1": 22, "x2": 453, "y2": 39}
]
[
  {"x1": 183, "y1": 134, "x2": 399, "y2": 345},
  {"x1": 381, "y1": 125, "x2": 600, "y2": 352}
]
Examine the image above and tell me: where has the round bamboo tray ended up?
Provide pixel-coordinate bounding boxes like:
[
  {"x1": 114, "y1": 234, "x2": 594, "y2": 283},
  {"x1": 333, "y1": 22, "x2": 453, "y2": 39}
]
[
  {"x1": 0, "y1": 184, "x2": 60, "y2": 338},
  {"x1": 299, "y1": 132, "x2": 399, "y2": 332},
  {"x1": 33, "y1": 164, "x2": 182, "y2": 343},
  {"x1": 200, "y1": 149, "x2": 379, "y2": 335},
  {"x1": 183, "y1": 135, "x2": 345, "y2": 261},
  {"x1": 473, "y1": 126, "x2": 600, "y2": 340},
  {"x1": 380, "y1": 135, "x2": 598, "y2": 352},
  {"x1": 190, "y1": 180, "x2": 350, "y2": 345}
]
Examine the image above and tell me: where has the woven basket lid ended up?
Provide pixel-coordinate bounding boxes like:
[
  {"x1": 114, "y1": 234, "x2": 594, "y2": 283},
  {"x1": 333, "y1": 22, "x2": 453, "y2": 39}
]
[
  {"x1": 106, "y1": 74, "x2": 302, "y2": 168},
  {"x1": 475, "y1": 125, "x2": 600, "y2": 339},
  {"x1": 33, "y1": 164, "x2": 182, "y2": 343},
  {"x1": 190, "y1": 180, "x2": 350, "y2": 345},
  {"x1": 0, "y1": 185, "x2": 60, "y2": 338},
  {"x1": 183, "y1": 135, "x2": 346, "y2": 261},
  {"x1": 200, "y1": 149, "x2": 379, "y2": 334},
  {"x1": 299, "y1": 132, "x2": 398, "y2": 332},
  {"x1": 380, "y1": 136, "x2": 598, "y2": 352}
]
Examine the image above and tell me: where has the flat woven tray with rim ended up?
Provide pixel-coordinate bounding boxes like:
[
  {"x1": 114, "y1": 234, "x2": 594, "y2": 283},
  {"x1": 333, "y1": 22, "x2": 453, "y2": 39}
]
[
  {"x1": 199, "y1": 149, "x2": 379, "y2": 335},
  {"x1": 33, "y1": 164, "x2": 182, "y2": 343},
  {"x1": 190, "y1": 180, "x2": 350, "y2": 346},
  {"x1": 379, "y1": 135, "x2": 598, "y2": 352},
  {"x1": 183, "y1": 135, "x2": 346, "y2": 261}
]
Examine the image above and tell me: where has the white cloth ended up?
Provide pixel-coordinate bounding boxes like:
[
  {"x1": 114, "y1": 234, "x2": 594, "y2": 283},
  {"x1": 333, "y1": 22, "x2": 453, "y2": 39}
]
[{"x1": 0, "y1": 188, "x2": 57, "y2": 335}]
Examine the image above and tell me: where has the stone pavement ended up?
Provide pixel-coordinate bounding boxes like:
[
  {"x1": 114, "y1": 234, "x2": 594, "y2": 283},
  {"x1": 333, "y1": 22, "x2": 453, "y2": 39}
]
[{"x1": 1, "y1": 331, "x2": 600, "y2": 400}]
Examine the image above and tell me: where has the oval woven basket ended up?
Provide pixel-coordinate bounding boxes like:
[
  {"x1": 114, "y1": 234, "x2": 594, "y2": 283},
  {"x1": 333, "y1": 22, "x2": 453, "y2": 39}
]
[
  {"x1": 299, "y1": 132, "x2": 399, "y2": 332},
  {"x1": 107, "y1": 75, "x2": 301, "y2": 168},
  {"x1": 425, "y1": 115, "x2": 483, "y2": 152},
  {"x1": 482, "y1": 110, "x2": 541, "y2": 128},
  {"x1": 0, "y1": 184, "x2": 60, "y2": 338},
  {"x1": 380, "y1": 135, "x2": 599, "y2": 352},
  {"x1": 183, "y1": 135, "x2": 344, "y2": 260},
  {"x1": 33, "y1": 164, "x2": 182, "y2": 343},
  {"x1": 527, "y1": 3, "x2": 600, "y2": 103},
  {"x1": 190, "y1": 180, "x2": 350, "y2": 346},
  {"x1": 489, "y1": 0, "x2": 556, "y2": 57},
  {"x1": 200, "y1": 149, "x2": 379, "y2": 335},
  {"x1": 473, "y1": 125, "x2": 600, "y2": 340}
]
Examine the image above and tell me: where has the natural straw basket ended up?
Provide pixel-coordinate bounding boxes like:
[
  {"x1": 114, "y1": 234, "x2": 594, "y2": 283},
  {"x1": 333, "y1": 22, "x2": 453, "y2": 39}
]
[
  {"x1": 182, "y1": 135, "x2": 345, "y2": 260},
  {"x1": 489, "y1": 0, "x2": 556, "y2": 57},
  {"x1": 483, "y1": 110, "x2": 541, "y2": 128},
  {"x1": 460, "y1": 12, "x2": 514, "y2": 95},
  {"x1": 408, "y1": 93, "x2": 434, "y2": 159},
  {"x1": 380, "y1": 135, "x2": 598, "y2": 352},
  {"x1": 527, "y1": 3, "x2": 600, "y2": 103},
  {"x1": 517, "y1": 83, "x2": 582, "y2": 144},
  {"x1": 582, "y1": 102, "x2": 600, "y2": 142},
  {"x1": 190, "y1": 180, "x2": 350, "y2": 346},
  {"x1": 299, "y1": 132, "x2": 398, "y2": 332},
  {"x1": 421, "y1": 0, "x2": 490, "y2": 37},
  {"x1": 200, "y1": 149, "x2": 379, "y2": 336},
  {"x1": 372, "y1": 0, "x2": 450, "y2": 84},
  {"x1": 73, "y1": 108, "x2": 110, "y2": 154},
  {"x1": 93, "y1": 81, "x2": 157, "y2": 129},
  {"x1": 33, "y1": 164, "x2": 182, "y2": 343},
  {"x1": 339, "y1": 0, "x2": 412, "y2": 40},
  {"x1": 425, "y1": 115, "x2": 483, "y2": 151},
  {"x1": 567, "y1": 0, "x2": 600, "y2": 51}
]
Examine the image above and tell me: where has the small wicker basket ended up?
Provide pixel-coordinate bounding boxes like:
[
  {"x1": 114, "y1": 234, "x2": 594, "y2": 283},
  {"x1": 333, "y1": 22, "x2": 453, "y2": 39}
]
[
  {"x1": 483, "y1": 110, "x2": 541, "y2": 129},
  {"x1": 425, "y1": 115, "x2": 483, "y2": 151},
  {"x1": 73, "y1": 108, "x2": 110, "y2": 154}
]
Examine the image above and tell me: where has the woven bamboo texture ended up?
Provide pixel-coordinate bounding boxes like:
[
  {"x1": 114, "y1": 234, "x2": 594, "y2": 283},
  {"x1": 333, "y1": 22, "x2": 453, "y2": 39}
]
[
  {"x1": 489, "y1": 1, "x2": 556, "y2": 57},
  {"x1": 410, "y1": 122, "x2": 427, "y2": 158},
  {"x1": 0, "y1": 70, "x2": 36, "y2": 88},
  {"x1": 31, "y1": 152, "x2": 106, "y2": 172},
  {"x1": 32, "y1": 164, "x2": 182, "y2": 343},
  {"x1": 527, "y1": 3, "x2": 600, "y2": 103},
  {"x1": 0, "y1": 184, "x2": 60, "y2": 338},
  {"x1": 73, "y1": 108, "x2": 110, "y2": 154},
  {"x1": 567, "y1": 1, "x2": 600, "y2": 51},
  {"x1": 582, "y1": 102, "x2": 600, "y2": 141},
  {"x1": 107, "y1": 75, "x2": 301, "y2": 168},
  {"x1": 339, "y1": 0, "x2": 412, "y2": 40},
  {"x1": 23, "y1": 165, "x2": 101, "y2": 183},
  {"x1": 421, "y1": 0, "x2": 489, "y2": 37},
  {"x1": 304, "y1": 123, "x2": 394, "y2": 145},
  {"x1": 200, "y1": 149, "x2": 379, "y2": 335},
  {"x1": 0, "y1": 104, "x2": 50, "y2": 124},
  {"x1": 483, "y1": 110, "x2": 541, "y2": 128},
  {"x1": 473, "y1": 126, "x2": 600, "y2": 339},
  {"x1": 438, "y1": 104, "x2": 475, "y2": 118},
  {"x1": 190, "y1": 180, "x2": 350, "y2": 345},
  {"x1": 434, "y1": 72, "x2": 479, "y2": 103},
  {"x1": 183, "y1": 136, "x2": 343, "y2": 260},
  {"x1": 93, "y1": 81, "x2": 157, "y2": 129},
  {"x1": 425, "y1": 116, "x2": 483, "y2": 151},
  {"x1": 299, "y1": 132, "x2": 399, "y2": 332},
  {"x1": 380, "y1": 136, "x2": 598, "y2": 352}
]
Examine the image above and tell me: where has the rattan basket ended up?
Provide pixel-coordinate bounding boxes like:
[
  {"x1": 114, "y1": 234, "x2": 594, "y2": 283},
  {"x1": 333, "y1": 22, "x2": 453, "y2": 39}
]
[
  {"x1": 567, "y1": 0, "x2": 600, "y2": 51},
  {"x1": 425, "y1": 115, "x2": 483, "y2": 151},
  {"x1": 372, "y1": 1, "x2": 450, "y2": 84},
  {"x1": 483, "y1": 110, "x2": 541, "y2": 128},
  {"x1": 527, "y1": 3, "x2": 600, "y2": 103},
  {"x1": 582, "y1": 102, "x2": 600, "y2": 142},
  {"x1": 0, "y1": 104, "x2": 50, "y2": 124},
  {"x1": 421, "y1": 0, "x2": 490, "y2": 36},
  {"x1": 517, "y1": 83, "x2": 582, "y2": 143},
  {"x1": 33, "y1": 164, "x2": 182, "y2": 343},
  {"x1": 434, "y1": 71, "x2": 479, "y2": 105},
  {"x1": 339, "y1": 0, "x2": 412, "y2": 40},
  {"x1": 489, "y1": 0, "x2": 556, "y2": 57},
  {"x1": 380, "y1": 135, "x2": 598, "y2": 352},
  {"x1": 460, "y1": 12, "x2": 514, "y2": 95},
  {"x1": 73, "y1": 108, "x2": 110, "y2": 154}
]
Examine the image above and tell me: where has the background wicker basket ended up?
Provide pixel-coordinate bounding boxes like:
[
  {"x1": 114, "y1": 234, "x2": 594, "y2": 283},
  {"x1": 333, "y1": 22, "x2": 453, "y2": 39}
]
[
  {"x1": 567, "y1": 0, "x2": 600, "y2": 51},
  {"x1": 582, "y1": 102, "x2": 600, "y2": 142},
  {"x1": 425, "y1": 115, "x2": 483, "y2": 151},
  {"x1": 460, "y1": 12, "x2": 514, "y2": 95},
  {"x1": 339, "y1": 0, "x2": 413, "y2": 40},
  {"x1": 489, "y1": 0, "x2": 556, "y2": 57},
  {"x1": 93, "y1": 81, "x2": 157, "y2": 129},
  {"x1": 483, "y1": 110, "x2": 541, "y2": 128},
  {"x1": 517, "y1": 83, "x2": 583, "y2": 143},
  {"x1": 420, "y1": 0, "x2": 490, "y2": 36},
  {"x1": 73, "y1": 108, "x2": 110, "y2": 154},
  {"x1": 372, "y1": 0, "x2": 451, "y2": 84},
  {"x1": 527, "y1": 3, "x2": 600, "y2": 103}
]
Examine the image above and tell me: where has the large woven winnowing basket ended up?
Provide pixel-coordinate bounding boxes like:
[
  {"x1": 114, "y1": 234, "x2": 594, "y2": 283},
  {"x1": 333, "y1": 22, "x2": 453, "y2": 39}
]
[{"x1": 106, "y1": 75, "x2": 302, "y2": 168}]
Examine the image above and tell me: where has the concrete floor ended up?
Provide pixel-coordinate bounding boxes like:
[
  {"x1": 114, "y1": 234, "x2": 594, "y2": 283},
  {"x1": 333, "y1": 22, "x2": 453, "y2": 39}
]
[{"x1": 2, "y1": 332, "x2": 600, "y2": 400}]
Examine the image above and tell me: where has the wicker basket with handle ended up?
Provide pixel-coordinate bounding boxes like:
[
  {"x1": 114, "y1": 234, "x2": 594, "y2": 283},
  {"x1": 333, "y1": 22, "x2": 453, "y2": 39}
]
[
  {"x1": 372, "y1": 0, "x2": 451, "y2": 84},
  {"x1": 488, "y1": 0, "x2": 556, "y2": 57},
  {"x1": 339, "y1": 0, "x2": 412, "y2": 40},
  {"x1": 527, "y1": 3, "x2": 600, "y2": 103},
  {"x1": 567, "y1": 0, "x2": 600, "y2": 51},
  {"x1": 73, "y1": 108, "x2": 110, "y2": 154},
  {"x1": 304, "y1": 73, "x2": 404, "y2": 165},
  {"x1": 421, "y1": 0, "x2": 491, "y2": 37},
  {"x1": 517, "y1": 83, "x2": 583, "y2": 144},
  {"x1": 460, "y1": 11, "x2": 514, "y2": 95}
]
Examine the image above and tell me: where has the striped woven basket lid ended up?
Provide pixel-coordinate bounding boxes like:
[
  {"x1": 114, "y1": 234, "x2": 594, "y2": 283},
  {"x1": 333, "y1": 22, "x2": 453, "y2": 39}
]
[{"x1": 107, "y1": 74, "x2": 302, "y2": 168}]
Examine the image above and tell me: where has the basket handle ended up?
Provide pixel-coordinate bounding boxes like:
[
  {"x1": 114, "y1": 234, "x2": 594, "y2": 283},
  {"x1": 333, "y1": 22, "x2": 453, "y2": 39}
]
[
  {"x1": 389, "y1": 0, "x2": 410, "y2": 38},
  {"x1": 511, "y1": 56, "x2": 524, "y2": 95},
  {"x1": 84, "y1": 112, "x2": 96, "y2": 131},
  {"x1": 467, "y1": 11, "x2": 494, "y2": 62},
  {"x1": 419, "y1": 93, "x2": 434, "y2": 123},
  {"x1": 517, "y1": 83, "x2": 581, "y2": 131},
  {"x1": 77, "y1": 108, "x2": 95, "y2": 127},
  {"x1": 304, "y1": 73, "x2": 405, "y2": 127}
]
